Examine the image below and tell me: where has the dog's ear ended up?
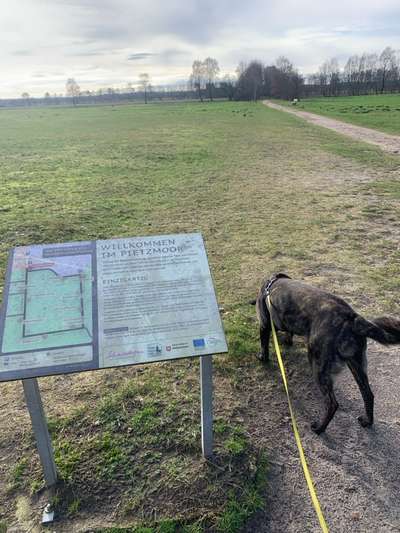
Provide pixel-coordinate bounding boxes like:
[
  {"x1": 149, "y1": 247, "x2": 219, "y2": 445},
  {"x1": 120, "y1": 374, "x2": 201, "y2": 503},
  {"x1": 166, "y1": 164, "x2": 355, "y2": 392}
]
[{"x1": 274, "y1": 272, "x2": 291, "y2": 280}]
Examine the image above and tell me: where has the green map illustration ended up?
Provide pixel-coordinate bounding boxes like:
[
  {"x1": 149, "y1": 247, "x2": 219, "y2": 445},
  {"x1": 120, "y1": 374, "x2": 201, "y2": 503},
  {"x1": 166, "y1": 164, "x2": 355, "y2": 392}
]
[{"x1": 1, "y1": 245, "x2": 93, "y2": 355}]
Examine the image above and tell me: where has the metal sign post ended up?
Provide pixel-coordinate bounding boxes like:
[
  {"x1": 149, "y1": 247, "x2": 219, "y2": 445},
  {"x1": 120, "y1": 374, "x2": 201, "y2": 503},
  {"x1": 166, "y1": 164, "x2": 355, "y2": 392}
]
[
  {"x1": 22, "y1": 378, "x2": 57, "y2": 487},
  {"x1": 0, "y1": 233, "x2": 227, "y2": 524},
  {"x1": 200, "y1": 355, "x2": 213, "y2": 458}
]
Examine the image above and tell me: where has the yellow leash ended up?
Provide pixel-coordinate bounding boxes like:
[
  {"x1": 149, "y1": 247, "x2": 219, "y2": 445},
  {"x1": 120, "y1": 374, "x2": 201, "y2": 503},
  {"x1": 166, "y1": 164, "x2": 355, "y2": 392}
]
[{"x1": 267, "y1": 295, "x2": 329, "y2": 533}]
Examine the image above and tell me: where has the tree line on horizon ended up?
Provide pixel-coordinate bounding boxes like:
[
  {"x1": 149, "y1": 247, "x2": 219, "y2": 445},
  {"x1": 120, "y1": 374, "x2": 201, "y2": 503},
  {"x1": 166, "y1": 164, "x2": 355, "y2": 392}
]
[
  {"x1": 233, "y1": 46, "x2": 400, "y2": 101},
  {"x1": 183, "y1": 46, "x2": 400, "y2": 102},
  {"x1": 4, "y1": 46, "x2": 400, "y2": 107}
]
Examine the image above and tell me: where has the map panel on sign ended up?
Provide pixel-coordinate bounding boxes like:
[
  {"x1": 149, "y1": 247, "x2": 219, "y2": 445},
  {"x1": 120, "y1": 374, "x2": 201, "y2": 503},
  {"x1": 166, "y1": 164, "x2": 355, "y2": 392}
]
[
  {"x1": 0, "y1": 234, "x2": 227, "y2": 382},
  {"x1": 0, "y1": 242, "x2": 97, "y2": 380}
]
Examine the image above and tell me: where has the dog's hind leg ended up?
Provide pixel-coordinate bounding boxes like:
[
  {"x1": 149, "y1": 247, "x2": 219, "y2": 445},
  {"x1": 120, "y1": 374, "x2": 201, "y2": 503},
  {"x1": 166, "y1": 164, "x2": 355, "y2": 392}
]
[
  {"x1": 258, "y1": 322, "x2": 271, "y2": 362},
  {"x1": 347, "y1": 358, "x2": 374, "y2": 427},
  {"x1": 256, "y1": 296, "x2": 271, "y2": 363},
  {"x1": 309, "y1": 346, "x2": 338, "y2": 434},
  {"x1": 311, "y1": 373, "x2": 338, "y2": 434}
]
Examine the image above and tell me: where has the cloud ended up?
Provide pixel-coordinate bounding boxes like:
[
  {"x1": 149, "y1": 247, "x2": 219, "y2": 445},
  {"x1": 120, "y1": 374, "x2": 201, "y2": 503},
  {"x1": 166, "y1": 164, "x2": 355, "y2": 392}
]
[
  {"x1": 11, "y1": 50, "x2": 32, "y2": 56},
  {"x1": 70, "y1": 50, "x2": 108, "y2": 57},
  {"x1": 128, "y1": 53, "x2": 156, "y2": 61},
  {"x1": 0, "y1": 0, "x2": 399, "y2": 96}
]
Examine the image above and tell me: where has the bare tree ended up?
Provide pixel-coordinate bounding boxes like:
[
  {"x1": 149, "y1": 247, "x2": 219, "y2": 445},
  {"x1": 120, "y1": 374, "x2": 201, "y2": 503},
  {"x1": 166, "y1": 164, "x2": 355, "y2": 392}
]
[
  {"x1": 237, "y1": 61, "x2": 264, "y2": 101},
  {"x1": 21, "y1": 92, "x2": 30, "y2": 105},
  {"x1": 191, "y1": 60, "x2": 205, "y2": 101},
  {"x1": 364, "y1": 53, "x2": 379, "y2": 92},
  {"x1": 276, "y1": 56, "x2": 294, "y2": 74},
  {"x1": 344, "y1": 55, "x2": 360, "y2": 95},
  {"x1": 273, "y1": 56, "x2": 303, "y2": 100},
  {"x1": 65, "y1": 78, "x2": 80, "y2": 105},
  {"x1": 305, "y1": 46, "x2": 400, "y2": 97},
  {"x1": 203, "y1": 57, "x2": 220, "y2": 101},
  {"x1": 379, "y1": 46, "x2": 397, "y2": 93},
  {"x1": 139, "y1": 73, "x2": 150, "y2": 103},
  {"x1": 320, "y1": 58, "x2": 340, "y2": 96},
  {"x1": 220, "y1": 74, "x2": 236, "y2": 101},
  {"x1": 317, "y1": 61, "x2": 329, "y2": 96},
  {"x1": 236, "y1": 61, "x2": 247, "y2": 78}
]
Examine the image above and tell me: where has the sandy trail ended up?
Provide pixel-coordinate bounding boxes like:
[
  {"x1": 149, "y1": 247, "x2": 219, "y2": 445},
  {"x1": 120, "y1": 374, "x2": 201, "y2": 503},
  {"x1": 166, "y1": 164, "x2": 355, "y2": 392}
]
[
  {"x1": 264, "y1": 100, "x2": 400, "y2": 155},
  {"x1": 245, "y1": 341, "x2": 400, "y2": 532}
]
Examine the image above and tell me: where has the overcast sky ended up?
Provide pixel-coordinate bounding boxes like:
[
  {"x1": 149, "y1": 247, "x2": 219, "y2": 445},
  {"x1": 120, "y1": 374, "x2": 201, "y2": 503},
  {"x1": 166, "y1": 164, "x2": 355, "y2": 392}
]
[{"x1": 1, "y1": 0, "x2": 400, "y2": 98}]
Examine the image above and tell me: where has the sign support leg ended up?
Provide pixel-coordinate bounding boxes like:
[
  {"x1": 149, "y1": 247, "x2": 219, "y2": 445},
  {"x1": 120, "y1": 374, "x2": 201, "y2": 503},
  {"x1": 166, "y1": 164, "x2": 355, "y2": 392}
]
[
  {"x1": 22, "y1": 378, "x2": 58, "y2": 487},
  {"x1": 200, "y1": 355, "x2": 213, "y2": 458}
]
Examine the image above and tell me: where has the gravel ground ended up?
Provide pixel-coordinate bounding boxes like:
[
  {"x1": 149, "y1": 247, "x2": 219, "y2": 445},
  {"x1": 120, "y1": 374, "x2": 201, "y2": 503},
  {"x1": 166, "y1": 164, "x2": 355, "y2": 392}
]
[
  {"x1": 264, "y1": 101, "x2": 400, "y2": 155},
  {"x1": 245, "y1": 341, "x2": 400, "y2": 533}
]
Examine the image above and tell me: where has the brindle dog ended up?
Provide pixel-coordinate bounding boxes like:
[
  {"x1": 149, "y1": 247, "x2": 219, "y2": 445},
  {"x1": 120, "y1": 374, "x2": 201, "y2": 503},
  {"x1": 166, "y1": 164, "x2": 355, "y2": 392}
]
[{"x1": 254, "y1": 273, "x2": 400, "y2": 434}]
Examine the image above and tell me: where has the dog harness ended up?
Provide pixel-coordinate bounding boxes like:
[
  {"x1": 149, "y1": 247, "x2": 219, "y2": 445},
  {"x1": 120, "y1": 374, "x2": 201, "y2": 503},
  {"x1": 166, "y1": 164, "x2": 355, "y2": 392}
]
[{"x1": 263, "y1": 275, "x2": 279, "y2": 296}]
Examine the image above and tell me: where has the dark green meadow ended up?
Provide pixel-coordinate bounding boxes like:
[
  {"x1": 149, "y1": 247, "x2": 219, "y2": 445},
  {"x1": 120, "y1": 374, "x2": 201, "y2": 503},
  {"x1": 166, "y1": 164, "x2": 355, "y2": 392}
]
[
  {"x1": 0, "y1": 101, "x2": 400, "y2": 531},
  {"x1": 280, "y1": 93, "x2": 400, "y2": 135}
]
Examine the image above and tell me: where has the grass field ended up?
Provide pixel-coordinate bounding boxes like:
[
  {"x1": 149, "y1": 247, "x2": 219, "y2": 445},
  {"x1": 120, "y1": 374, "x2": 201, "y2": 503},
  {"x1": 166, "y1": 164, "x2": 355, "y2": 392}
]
[
  {"x1": 0, "y1": 101, "x2": 400, "y2": 531},
  {"x1": 279, "y1": 93, "x2": 400, "y2": 135}
]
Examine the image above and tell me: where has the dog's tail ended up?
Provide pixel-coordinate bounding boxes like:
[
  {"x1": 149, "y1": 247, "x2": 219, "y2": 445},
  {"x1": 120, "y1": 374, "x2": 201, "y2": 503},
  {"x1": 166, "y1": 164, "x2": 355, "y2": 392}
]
[{"x1": 353, "y1": 315, "x2": 400, "y2": 345}]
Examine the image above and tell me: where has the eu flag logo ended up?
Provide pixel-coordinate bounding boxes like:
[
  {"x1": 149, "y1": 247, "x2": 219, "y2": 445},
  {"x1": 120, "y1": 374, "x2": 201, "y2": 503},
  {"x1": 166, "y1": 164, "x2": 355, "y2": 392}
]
[{"x1": 193, "y1": 338, "x2": 205, "y2": 349}]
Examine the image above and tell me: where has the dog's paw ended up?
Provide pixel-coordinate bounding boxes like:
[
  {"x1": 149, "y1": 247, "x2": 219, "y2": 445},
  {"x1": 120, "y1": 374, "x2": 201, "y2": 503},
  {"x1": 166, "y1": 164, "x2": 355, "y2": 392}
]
[
  {"x1": 311, "y1": 421, "x2": 325, "y2": 434},
  {"x1": 357, "y1": 415, "x2": 373, "y2": 428}
]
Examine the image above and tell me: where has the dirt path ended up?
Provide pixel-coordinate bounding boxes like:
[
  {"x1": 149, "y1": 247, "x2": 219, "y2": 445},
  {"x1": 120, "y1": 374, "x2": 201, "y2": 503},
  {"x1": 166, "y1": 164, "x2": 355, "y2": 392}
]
[
  {"x1": 245, "y1": 341, "x2": 400, "y2": 532},
  {"x1": 264, "y1": 100, "x2": 400, "y2": 154}
]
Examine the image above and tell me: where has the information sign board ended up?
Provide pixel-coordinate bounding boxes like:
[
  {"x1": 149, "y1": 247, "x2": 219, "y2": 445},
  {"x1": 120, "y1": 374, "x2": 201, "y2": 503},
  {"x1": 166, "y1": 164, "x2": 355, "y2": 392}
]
[{"x1": 0, "y1": 233, "x2": 227, "y2": 382}]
